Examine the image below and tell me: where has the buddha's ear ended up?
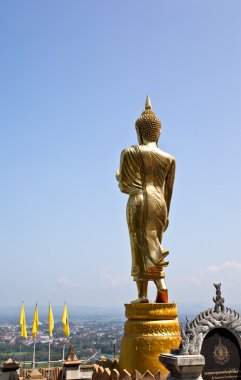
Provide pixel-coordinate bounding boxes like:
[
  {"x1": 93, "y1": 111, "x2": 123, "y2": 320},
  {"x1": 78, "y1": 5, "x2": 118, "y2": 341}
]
[
  {"x1": 156, "y1": 131, "x2": 161, "y2": 145},
  {"x1": 136, "y1": 126, "x2": 143, "y2": 144}
]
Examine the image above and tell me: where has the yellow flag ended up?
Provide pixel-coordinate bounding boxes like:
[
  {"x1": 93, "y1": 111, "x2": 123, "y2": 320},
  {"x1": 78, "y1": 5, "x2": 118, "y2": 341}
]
[
  {"x1": 19, "y1": 302, "x2": 27, "y2": 339},
  {"x1": 61, "y1": 303, "x2": 70, "y2": 337},
  {"x1": 48, "y1": 303, "x2": 54, "y2": 337},
  {"x1": 32, "y1": 304, "x2": 39, "y2": 339}
]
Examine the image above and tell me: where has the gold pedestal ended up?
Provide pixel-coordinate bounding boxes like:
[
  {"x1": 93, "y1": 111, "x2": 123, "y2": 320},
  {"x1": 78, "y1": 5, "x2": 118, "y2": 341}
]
[{"x1": 118, "y1": 303, "x2": 181, "y2": 375}]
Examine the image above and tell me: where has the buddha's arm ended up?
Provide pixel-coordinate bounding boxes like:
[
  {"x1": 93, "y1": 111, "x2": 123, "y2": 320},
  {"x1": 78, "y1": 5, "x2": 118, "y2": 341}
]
[
  {"x1": 164, "y1": 158, "x2": 176, "y2": 216},
  {"x1": 116, "y1": 149, "x2": 128, "y2": 194},
  {"x1": 116, "y1": 146, "x2": 141, "y2": 195}
]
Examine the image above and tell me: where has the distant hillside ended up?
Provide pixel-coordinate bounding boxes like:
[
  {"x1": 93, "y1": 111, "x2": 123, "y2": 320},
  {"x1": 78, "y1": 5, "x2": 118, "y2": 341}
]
[
  {"x1": 0, "y1": 303, "x2": 240, "y2": 323},
  {"x1": 0, "y1": 305, "x2": 125, "y2": 322}
]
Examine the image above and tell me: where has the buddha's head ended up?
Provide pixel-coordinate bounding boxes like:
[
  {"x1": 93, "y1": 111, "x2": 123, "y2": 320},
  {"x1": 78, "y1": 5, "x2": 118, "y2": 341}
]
[{"x1": 135, "y1": 96, "x2": 161, "y2": 144}]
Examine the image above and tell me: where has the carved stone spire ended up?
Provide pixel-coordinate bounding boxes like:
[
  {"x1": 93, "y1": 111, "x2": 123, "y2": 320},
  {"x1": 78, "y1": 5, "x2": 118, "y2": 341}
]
[{"x1": 213, "y1": 283, "x2": 225, "y2": 312}]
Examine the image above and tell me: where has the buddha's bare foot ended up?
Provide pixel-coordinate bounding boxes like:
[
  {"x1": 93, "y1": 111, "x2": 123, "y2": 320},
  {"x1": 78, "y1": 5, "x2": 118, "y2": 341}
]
[
  {"x1": 155, "y1": 289, "x2": 168, "y2": 303},
  {"x1": 131, "y1": 297, "x2": 149, "y2": 304}
]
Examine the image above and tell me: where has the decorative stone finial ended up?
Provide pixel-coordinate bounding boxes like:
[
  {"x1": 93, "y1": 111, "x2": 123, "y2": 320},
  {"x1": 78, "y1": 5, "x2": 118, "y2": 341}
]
[{"x1": 213, "y1": 283, "x2": 225, "y2": 312}]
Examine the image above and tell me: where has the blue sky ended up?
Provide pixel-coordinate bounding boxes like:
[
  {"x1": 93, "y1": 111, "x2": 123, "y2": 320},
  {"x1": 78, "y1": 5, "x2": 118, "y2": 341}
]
[{"x1": 0, "y1": 1, "x2": 241, "y2": 310}]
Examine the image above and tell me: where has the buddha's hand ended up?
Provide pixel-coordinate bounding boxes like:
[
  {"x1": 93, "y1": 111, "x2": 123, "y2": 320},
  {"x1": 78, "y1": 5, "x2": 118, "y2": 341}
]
[
  {"x1": 164, "y1": 218, "x2": 169, "y2": 232},
  {"x1": 116, "y1": 170, "x2": 121, "y2": 182}
]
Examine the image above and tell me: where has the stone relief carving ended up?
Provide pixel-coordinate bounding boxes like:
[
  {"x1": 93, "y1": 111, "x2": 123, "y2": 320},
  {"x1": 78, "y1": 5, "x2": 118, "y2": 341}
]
[{"x1": 179, "y1": 284, "x2": 241, "y2": 355}]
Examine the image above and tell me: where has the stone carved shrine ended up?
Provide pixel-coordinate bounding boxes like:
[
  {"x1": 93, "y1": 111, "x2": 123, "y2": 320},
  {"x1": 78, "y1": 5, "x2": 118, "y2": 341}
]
[{"x1": 180, "y1": 284, "x2": 241, "y2": 380}]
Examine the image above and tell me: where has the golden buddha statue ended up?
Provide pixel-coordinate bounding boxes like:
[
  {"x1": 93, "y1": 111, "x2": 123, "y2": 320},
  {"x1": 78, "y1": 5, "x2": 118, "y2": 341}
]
[{"x1": 116, "y1": 96, "x2": 176, "y2": 304}]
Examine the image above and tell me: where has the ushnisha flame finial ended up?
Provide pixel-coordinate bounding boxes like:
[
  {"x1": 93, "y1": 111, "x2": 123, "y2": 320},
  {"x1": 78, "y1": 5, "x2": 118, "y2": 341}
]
[{"x1": 145, "y1": 95, "x2": 152, "y2": 110}]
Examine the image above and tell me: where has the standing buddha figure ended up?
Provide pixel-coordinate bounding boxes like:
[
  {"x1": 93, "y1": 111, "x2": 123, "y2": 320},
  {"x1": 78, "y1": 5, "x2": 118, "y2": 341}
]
[{"x1": 116, "y1": 96, "x2": 176, "y2": 303}]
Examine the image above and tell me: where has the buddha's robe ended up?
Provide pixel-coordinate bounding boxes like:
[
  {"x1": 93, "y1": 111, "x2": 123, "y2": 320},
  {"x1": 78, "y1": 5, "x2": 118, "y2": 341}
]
[{"x1": 118, "y1": 144, "x2": 175, "y2": 281}]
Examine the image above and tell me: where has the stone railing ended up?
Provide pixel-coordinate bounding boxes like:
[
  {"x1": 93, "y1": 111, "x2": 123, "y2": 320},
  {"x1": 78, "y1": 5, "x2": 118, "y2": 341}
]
[
  {"x1": 92, "y1": 364, "x2": 166, "y2": 380},
  {"x1": 19, "y1": 367, "x2": 61, "y2": 380},
  {"x1": 95, "y1": 359, "x2": 119, "y2": 370}
]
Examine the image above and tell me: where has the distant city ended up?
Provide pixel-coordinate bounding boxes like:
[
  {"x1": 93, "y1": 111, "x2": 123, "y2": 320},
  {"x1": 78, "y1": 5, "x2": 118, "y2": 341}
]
[
  {"x1": 0, "y1": 317, "x2": 123, "y2": 365},
  {"x1": 0, "y1": 304, "x2": 213, "y2": 365},
  {"x1": 1, "y1": 303, "x2": 241, "y2": 365}
]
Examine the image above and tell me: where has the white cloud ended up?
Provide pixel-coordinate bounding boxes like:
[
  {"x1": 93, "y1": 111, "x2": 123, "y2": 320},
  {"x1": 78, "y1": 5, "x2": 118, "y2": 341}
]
[
  {"x1": 170, "y1": 261, "x2": 241, "y2": 306},
  {"x1": 53, "y1": 261, "x2": 241, "y2": 306},
  {"x1": 184, "y1": 261, "x2": 241, "y2": 288},
  {"x1": 56, "y1": 277, "x2": 81, "y2": 288},
  {"x1": 206, "y1": 261, "x2": 241, "y2": 274},
  {"x1": 99, "y1": 271, "x2": 129, "y2": 288},
  {"x1": 206, "y1": 265, "x2": 219, "y2": 273}
]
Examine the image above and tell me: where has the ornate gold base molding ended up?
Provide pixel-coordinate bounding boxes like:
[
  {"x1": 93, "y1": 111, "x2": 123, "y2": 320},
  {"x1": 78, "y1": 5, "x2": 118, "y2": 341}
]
[{"x1": 118, "y1": 303, "x2": 181, "y2": 375}]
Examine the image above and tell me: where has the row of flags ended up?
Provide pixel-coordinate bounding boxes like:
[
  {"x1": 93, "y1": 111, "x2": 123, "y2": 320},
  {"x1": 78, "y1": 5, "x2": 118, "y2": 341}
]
[{"x1": 19, "y1": 302, "x2": 70, "y2": 339}]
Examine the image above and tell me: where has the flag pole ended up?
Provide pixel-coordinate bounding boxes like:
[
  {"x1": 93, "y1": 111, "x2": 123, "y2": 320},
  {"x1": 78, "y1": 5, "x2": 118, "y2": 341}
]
[
  {"x1": 19, "y1": 338, "x2": 22, "y2": 368},
  {"x1": 48, "y1": 301, "x2": 54, "y2": 380},
  {"x1": 19, "y1": 301, "x2": 27, "y2": 369},
  {"x1": 62, "y1": 341, "x2": 65, "y2": 380},
  {"x1": 32, "y1": 302, "x2": 39, "y2": 370},
  {"x1": 48, "y1": 300, "x2": 50, "y2": 379},
  {"x1": 48, "y1": 337, "x2": 51, "y2": 380},
  {"x1": 32, "y1": 337, "x2": 36, "y2": 369},
  {"x1": 61, "y1": 301, "x2": 70, "y2": 380},
  {"x1": 62, "y1": 342, "x2": 65, "y2": 362}
]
